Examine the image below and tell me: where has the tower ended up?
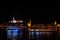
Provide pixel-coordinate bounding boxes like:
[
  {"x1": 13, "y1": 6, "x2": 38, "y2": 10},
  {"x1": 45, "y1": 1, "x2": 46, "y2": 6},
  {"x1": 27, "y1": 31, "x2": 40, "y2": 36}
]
[
  {"x1": 54, "y1": 21, "x2": 57, "y2": 25},
  {"x1": 13, "y1": 17, "x2": 15, "y2": 21},
  {"x1": 27, "y1": 19, "x2": 31, "y2": 31}
]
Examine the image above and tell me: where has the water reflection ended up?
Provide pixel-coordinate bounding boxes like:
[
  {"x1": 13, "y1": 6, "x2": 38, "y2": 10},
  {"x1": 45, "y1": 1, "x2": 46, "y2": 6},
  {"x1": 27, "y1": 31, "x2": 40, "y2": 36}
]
[
  {"x1": 29, "y1": 31, "x2": 40, "y2": 40},
  {"x1": 35, "y1": 32, "x2": 40, "y2": 40},
  {"x1": 31, "y1": 32, "x2": 34, "y2": 39},
  {"x1": 7, "y1": 26, "x2": 22, "y2": 40},
  {"x1": 29, "y1": 29, "x2": 40, "y2": 40}
]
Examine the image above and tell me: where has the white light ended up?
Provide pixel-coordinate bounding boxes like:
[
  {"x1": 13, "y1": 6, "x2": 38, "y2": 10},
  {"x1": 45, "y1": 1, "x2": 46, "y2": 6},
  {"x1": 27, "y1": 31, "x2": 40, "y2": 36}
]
[
  {"x1": 13, "y1": 20, "x2": 16, "y2": 23},
  {"x1": 19, "y1": 20, "x2": 23, "y2": 23},
  {"x1": 35, "y1": 29, "x2": 39, "y2": 31},
  {"x1": 30, "y1": 29, "x2": 34, "y2": 31}
]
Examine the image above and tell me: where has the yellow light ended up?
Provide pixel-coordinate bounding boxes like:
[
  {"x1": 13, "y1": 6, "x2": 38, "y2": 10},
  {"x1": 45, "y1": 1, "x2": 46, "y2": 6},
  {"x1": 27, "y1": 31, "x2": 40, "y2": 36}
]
[
  {"x1": 57, "y1": 24, "x2": 60, "y2": 26},
  {"x1": 27, "y1": 19, "x2": 31, "y2": 27},
  {"x1": 27, "y1": 23, "x2": 31, "y2": 27}
]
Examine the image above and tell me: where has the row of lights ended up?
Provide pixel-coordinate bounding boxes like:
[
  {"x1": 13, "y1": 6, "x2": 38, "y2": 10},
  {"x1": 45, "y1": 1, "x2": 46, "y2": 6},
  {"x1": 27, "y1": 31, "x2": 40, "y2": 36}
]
[{"x1": 9, "y1": 17, "x2": 23, "y2": 23}]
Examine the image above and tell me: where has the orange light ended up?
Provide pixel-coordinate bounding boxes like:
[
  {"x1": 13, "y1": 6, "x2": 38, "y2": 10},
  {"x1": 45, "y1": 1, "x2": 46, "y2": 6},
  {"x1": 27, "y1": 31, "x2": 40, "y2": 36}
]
[
  {"x1": 27, "y1": 19, "x2": 31, "y2": 27},
  {"x1": 27, "y1": 23, "x2": 31, "y2": 27},
  {"x1": 57, "y1": 24, "x2": 60, "y2": 26},
  {"x1": 28, "y1": 28, "x2": 31, "y2": 31}
]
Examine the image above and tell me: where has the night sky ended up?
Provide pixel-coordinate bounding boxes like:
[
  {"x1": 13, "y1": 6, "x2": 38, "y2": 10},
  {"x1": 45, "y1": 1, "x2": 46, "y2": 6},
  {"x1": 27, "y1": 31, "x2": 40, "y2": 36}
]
[{"x1": 0, "y1": 8, "x2": 57, "y2": 23}]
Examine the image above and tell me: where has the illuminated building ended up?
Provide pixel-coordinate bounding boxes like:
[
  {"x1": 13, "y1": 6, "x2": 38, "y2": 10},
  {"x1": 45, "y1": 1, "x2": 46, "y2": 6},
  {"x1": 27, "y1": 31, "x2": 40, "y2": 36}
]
[
  {"x1": 27, "y1": 19, "x2": 31, "y2": 31},
  {"x1": 0, "y1": 17, "x2": 26, "y2": 40},
  {"x1": 0, "y1": 18, "x2": 60, "y2": 40},
  {"x1": 9, "y1": 17, "x2": 23, "y2": 23}
]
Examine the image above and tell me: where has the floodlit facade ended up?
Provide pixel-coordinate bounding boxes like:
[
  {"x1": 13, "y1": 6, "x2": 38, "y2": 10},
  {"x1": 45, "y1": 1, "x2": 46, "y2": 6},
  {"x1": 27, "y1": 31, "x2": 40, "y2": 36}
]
[{"x1": 0, "y1": 18, "x2": 60, "y2": 40}]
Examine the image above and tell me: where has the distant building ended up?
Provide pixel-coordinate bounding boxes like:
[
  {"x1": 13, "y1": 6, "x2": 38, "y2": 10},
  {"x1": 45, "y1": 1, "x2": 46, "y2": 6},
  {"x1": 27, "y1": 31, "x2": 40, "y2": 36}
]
[{"x1": 8, "y1": 17, "x2": 25, "y2": 26}]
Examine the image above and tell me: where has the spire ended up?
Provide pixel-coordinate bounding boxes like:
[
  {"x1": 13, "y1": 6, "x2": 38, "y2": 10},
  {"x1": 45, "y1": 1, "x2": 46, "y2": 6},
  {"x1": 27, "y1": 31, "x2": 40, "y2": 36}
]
[
  {"x1": 13, "y1": 17, "x2": 15, "y2": 21},
  {"x1": 54, "y1": 21, "x2": 57, "y2": 25},
  {"x1": 27, "y1": 19, "x2": 31, "y2": 31},
  {"x1": 10, "y1": 17, "x2": 16, "y2": 23},
  {"x1": 27, "y1": 19, "x2": 31, "y2": 27},
  {"x1": 29, "y1": 19, "x2": 31, "y2": 25}
]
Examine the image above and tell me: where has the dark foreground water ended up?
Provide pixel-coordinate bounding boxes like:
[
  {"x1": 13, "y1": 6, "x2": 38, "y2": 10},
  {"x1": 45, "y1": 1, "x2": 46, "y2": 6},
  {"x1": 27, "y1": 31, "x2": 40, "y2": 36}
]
[
  {"x1": 0, "y1": 31, "x2": 59, "y2": 40},
  {"x1": 0, "y1": 27, "x2": 59, "y2": 40}
]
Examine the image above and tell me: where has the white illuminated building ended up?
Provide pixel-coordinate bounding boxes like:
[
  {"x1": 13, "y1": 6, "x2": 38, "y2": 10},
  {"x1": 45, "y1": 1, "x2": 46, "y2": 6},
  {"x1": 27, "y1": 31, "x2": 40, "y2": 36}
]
[{"x1": 9, "y1": 17, "x2": 23, "y2": 23}]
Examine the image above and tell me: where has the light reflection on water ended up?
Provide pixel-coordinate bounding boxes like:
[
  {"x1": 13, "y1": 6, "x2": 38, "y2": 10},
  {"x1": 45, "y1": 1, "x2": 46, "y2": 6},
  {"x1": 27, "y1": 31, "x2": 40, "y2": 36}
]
[
  {"x1": 31, "y1": 32, "x2": 34, "y2": 39},
  {"x1": 6, "y1": 26, "x2": 57, "y2": 40},
  {"x1": 29, "y1": 29, "x2": 40, "y2": 40},
  {"x1": 29, "y1": 31, "x2": 40, "y2": 40},
  {"x1": 7, "y1": 30, "x2": 19, "y2": 40},
  {"x1": 7, "y1": 26, "x2": 23, "y2": 40},
  {"x1": 29, "y1": 29, "x2": 55, "y2": 40},
  {"x1": 35, "y1": 32, "x2": 40, "y2": 39}
]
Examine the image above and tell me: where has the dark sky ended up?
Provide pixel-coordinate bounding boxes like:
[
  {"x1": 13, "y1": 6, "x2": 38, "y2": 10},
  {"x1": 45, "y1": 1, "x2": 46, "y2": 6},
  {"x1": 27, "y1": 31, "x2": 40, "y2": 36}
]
[{"x1": 0, "y1": 8, "x2": 57, "y2": 23}]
